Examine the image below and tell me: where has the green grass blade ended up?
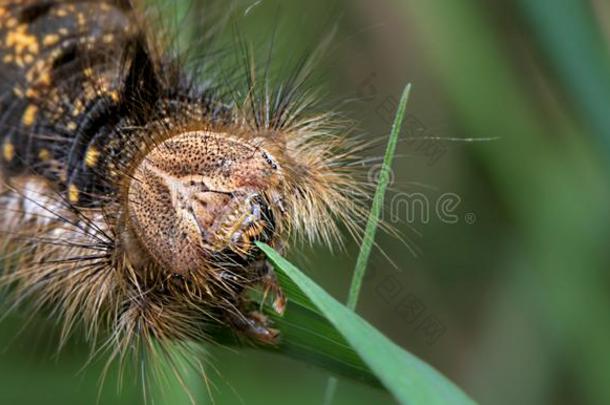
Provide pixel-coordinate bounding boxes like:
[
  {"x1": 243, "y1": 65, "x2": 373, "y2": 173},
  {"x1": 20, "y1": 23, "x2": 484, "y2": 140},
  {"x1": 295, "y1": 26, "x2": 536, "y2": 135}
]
[
  {"x1": 346, "y1": 83, "x2": 411, "y2": 310},
  {"x1": 257, "y1": 242, "x2": 477, "y2": 405}
]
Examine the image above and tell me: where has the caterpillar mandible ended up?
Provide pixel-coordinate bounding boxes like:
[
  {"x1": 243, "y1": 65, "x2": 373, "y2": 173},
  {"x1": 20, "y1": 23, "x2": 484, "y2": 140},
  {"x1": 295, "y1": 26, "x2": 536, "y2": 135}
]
[{"x1": 0, "y1": 0, "x2": 365, "y2": 393}]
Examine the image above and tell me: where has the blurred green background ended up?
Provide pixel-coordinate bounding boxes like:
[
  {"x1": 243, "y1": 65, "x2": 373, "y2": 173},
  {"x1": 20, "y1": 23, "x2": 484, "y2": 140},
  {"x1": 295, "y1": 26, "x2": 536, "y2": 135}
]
[{"x1": 2, "y1": 0, "x2": 610, "y2": 404}]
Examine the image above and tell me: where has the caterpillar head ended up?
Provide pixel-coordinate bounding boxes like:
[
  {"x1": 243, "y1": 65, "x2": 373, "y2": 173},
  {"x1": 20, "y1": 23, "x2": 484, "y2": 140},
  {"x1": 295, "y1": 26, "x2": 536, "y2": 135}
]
[
  {"x1": 125, "y1": 123, "x2": 362, "y2": 277},
  {"x1": 127, "y1": 130, "x2": 287, "y2": 274}
]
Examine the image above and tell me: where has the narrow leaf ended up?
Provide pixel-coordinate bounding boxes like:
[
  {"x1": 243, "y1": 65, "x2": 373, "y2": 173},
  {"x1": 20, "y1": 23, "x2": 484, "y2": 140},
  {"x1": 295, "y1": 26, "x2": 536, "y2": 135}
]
[
  {"x1": 257, "y1": 242, "x2": 477, "y2": 405},
  {"x1": 325, "y1": 83, "x2": 411, "y2": 404},
  {"x1": 347, "y1": 83, "x2": 411, "y2": 310}
]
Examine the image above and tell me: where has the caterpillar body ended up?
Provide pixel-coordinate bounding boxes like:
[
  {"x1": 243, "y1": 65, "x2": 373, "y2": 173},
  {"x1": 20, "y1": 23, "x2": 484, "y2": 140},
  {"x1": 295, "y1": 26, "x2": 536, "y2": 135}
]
[{"x1": 0, "y1": 0, "x2": 363, "y2": 396}]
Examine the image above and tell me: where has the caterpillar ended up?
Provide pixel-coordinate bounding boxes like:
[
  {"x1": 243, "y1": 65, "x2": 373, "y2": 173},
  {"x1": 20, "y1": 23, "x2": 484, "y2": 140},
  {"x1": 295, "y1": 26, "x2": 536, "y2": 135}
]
[{"x1": 0, "y1": 0, "x2": 365, "y2": 399}]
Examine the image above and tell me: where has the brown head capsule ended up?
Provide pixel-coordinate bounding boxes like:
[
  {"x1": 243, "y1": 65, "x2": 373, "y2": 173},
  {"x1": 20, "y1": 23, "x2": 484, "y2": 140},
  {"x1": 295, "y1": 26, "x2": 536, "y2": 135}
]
[{"x1": 127, "y1": 130, "x2": 286, "y2": 275}]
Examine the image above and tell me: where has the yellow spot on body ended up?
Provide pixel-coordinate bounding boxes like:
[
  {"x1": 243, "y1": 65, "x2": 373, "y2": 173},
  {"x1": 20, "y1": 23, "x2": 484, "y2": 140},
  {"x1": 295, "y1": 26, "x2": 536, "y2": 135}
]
[
  {"x1": 68, "y1": 184, "x2": 79, "y2": 203},
  {"x1": 22, "y1": 105, "x2": 38, "y2": 126},
  {"x1": 66, "y1": 121, "x2": 77, "y2": 131},
  {"x1": 102, "y1": 34, "x2": 114, "y2": 44},
  {"x1": 6, "y1": 24, "x2": 40, "y2": 55},
  {"x1": 83, "y1": 67, "x2": 93, "y2": 78},
  {"x1": 85, "y1": 147, "x2": 100, "y2": 167},
  {"x1": 43, "y1": 34, "x2": 60, "y2": 46},
  {"x1": 38, "y1": 71, "x2": 51, "y2": 87},
  {"x1": 3, "y1": 141, "x2": 14, "y2": 161},
  {"x1": 109, "y1": 90, "x2": 119, "y2": 102},
  {"x1": 38, "y1": 148, "x2": 50, "y2": 161}
]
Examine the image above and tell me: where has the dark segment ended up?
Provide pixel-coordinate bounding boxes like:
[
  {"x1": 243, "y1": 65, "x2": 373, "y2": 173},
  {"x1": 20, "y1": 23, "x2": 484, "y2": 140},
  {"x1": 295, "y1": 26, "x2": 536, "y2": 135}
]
[
  {"x1": 0, "y1": 1, "x2": 132, "y2": 203},
  {"x1": 0, "y1": 0, "x2": 219, "y2": 207}
]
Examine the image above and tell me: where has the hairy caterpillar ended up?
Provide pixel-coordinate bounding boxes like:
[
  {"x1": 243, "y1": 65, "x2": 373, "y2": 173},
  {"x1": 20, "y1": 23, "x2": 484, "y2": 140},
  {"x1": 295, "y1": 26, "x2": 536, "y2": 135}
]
[{"x1": 0, "y1": 0, "x2": 365, "y2": 398}]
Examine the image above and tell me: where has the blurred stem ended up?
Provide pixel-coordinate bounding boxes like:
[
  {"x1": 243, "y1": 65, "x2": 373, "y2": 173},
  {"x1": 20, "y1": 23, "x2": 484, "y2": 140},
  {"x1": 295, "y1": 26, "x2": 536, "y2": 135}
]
[
  {"x1": 515, "y1": 0, "x2": 610, "y2": 163},
  {"x1": 323, "y1": 84, "x2": 411, "y2": 405},
  {"x1": 323, "y1": 377, "x2": 339, "y2": 405}
]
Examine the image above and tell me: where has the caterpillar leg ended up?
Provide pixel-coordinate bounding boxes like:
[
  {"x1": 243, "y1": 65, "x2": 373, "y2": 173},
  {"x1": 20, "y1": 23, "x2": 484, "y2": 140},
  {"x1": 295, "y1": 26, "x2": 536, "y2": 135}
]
[
  {"x1": 228, "y1": 309, "x2": 280, "y2": 344},
  {"x1": 217, "y1": 260, "x2": 284, "y2": 344}
]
